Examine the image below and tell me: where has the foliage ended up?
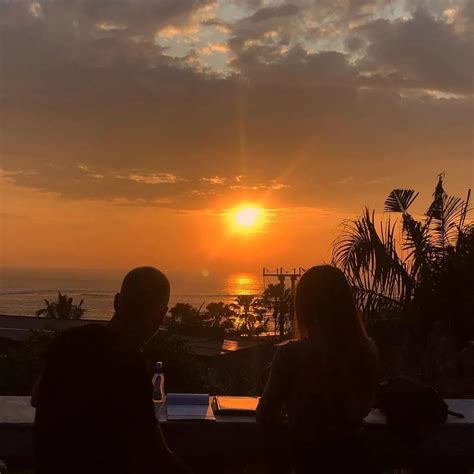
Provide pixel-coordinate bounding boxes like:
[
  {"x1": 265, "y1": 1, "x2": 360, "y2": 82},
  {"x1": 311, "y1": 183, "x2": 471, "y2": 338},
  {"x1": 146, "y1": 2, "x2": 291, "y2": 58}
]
[
  {"x1": 167, "y1": 299, "x2": 269, "y2": 337},
  {"x1": 420, "y1": 225, "x2": 474, "y2": 344},
  {"x1": 1, "y1": 329, "x2": 207, "y2": 396},
  {"x1": 36, "y1": 292, "x2": 86, "y2": 320},
  {"x1": 168, "y1": 303, "x2": 202, "y2": 326},
  {"x1": 203, "y1": 301, "x2": 235, "y2": 329},
  {"x1": 258, "y1": 283, "x2": 292, "y2": 339},
  {"x1": 0, "y1": 330, "x2": 57, "y2": 395},
  {"x1": 230, "y1": 295, "x2": 268, "y2": 337},
  {"x1": 333, "y1": 175, "x2": 472, "y2": 340},
  {"x1": 142, "y1": 331, "x2": 207, "y2": 393}
]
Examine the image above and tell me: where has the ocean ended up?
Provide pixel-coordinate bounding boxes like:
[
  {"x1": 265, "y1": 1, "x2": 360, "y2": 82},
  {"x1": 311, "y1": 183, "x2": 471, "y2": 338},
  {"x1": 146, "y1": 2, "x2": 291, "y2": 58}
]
[{"x1": 0, "y1": 268, "x2": 266, "y2": 320}]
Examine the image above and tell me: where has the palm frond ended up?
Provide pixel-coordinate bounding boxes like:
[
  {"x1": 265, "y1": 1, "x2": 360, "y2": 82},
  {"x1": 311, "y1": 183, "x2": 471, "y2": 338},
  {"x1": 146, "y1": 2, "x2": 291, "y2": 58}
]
[
  {"x1": 384, "y1": 189, "x2": 419, "y2": 214},
  {"x1": 401, "y1": 213, "x2": 434, "y2": 278},
  {"x1": 351, "y1": 286, "x2": 404, "y2": 315},
  {"x1": 333, "y1": 208, "x2": 413, "y2": 314},
  {"x1": 458, "y1": 189, "x2": 471, "y2": 231},
  {"x1": 333, "y1": 174, "x2": 472, "y2": 326},
  {"x1": 427, "y1": 175, "x2": 447, "y2": 220},
  {"x1": 36, "y1": 292, "x2": 85, "y2": 319},
  {"x1": 431, "y1": 195, "x2": 468, "y2": 250}
]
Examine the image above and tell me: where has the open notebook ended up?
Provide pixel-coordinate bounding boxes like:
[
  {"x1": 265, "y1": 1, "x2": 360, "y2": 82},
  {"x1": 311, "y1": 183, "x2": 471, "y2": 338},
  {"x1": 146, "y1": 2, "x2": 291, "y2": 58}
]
[
  {"x1": 165, "y1": 393, "x2": 215, "y2": 422},
  {"x1": 213, "y1": 396, "x2": 260, "y2": 416}
]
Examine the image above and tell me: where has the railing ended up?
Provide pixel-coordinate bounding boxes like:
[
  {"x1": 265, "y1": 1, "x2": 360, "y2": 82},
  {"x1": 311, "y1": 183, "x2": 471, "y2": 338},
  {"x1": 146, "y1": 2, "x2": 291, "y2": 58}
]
[{"x1": 1, "y1": 396, "x2": 474, "y2": 472}]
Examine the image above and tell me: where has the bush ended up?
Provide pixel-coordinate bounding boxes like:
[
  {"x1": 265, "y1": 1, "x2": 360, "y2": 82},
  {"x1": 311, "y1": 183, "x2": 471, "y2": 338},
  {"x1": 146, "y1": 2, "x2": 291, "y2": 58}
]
[
  {"x1": 0, "y1": 331, "x2": 56, "y2": 395},
  {"x1": 142, "y1": 331, "x2": 208, "y2": 393}
]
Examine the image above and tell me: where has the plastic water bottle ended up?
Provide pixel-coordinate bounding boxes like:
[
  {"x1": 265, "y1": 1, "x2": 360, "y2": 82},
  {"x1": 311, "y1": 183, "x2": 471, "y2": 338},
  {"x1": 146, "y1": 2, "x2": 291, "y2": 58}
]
[{"x1": 152, "y1": 361, "x2": 165, "y2": 402}]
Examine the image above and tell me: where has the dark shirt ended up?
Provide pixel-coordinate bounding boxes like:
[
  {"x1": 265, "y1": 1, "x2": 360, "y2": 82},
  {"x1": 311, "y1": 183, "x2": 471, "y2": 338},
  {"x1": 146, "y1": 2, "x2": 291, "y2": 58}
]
[
  {"x1": 34, "y1": 324, "x2": 159, "y2": 474},
  {"x1": 257, "y1": 339, "x2": 378, "y2": 472},
  {"x1": 257, "y1": 338, "x2": 378, "y2": 442}
]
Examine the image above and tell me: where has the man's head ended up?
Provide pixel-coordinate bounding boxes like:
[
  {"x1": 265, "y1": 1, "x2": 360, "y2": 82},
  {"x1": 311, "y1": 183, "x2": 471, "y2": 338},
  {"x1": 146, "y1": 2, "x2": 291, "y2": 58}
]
[{"x1": 113, "y1": 267, "x2": 170, "y2": 346}]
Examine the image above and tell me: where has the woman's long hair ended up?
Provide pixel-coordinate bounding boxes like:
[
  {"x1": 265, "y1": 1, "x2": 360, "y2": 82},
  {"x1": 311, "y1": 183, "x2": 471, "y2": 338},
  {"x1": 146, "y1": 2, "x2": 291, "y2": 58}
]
[{"x1": 295, "y1": 265, "x2": 372, "y2": 370}]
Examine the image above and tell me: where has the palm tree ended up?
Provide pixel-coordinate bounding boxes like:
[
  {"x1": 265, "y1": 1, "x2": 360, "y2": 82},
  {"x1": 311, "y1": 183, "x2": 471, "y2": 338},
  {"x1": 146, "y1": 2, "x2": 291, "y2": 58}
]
[
  {"x1": 259, "y1": 283, "x2": 292, "y2": 339},
  {"x1": 168, "y1": 303, "x2": 200, "y2": 326},
  {"x1": 333, "y1": 175, "x2": 472, "y2": 325},
  {"x1": 36, "y1": 292, "x2": 86, "y2": 320},
  {"x1": 204, "y1": 302, "x2": 235, "y2": 328},
  {"x1": 231, "y1": 295, "x2": 263, "y2": 336}
]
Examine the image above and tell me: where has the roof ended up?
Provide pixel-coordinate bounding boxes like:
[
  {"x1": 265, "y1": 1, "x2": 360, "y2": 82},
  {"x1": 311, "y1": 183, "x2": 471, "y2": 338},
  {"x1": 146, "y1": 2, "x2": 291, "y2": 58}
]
[
  {"x1": 179, "y1": 335, "x2": 266, "y2": 357},
  {"x1": 0, "y1": 315, "x2": 270, "y2": 356},
  {"x1": 0, "y1": 314, "x2": 105, "y2": 342},
  {"x1": 166, "y1": 324, "x2": 266, "y2": 356}
]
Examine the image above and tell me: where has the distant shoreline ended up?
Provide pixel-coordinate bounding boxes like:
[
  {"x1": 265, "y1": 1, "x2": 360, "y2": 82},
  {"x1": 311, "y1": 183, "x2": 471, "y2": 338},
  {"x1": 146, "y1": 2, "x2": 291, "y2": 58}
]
[{"x1": 0, "y1": 313, "x2": 107, "y2": 320}]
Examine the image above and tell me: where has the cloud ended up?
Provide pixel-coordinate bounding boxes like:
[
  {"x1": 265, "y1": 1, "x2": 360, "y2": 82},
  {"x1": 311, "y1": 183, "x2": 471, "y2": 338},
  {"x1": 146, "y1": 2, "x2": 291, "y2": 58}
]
[
  {"x1": 244, "y1": 3, "x2": 299, "y2": 23},
  {"x1": 124, "y1": 173, "x2": 182, "y2": 185},
  {"x1": 354, "y1": 8, "x2": 474, "y2": 94},
  {"x1": 200, "y1": 176, "x2": 227, "y2": 184},
  {"x1": 0, "y1": 0, "x2": 472, "y2": 210},
  {"x1": 77, "y1": 164, "x2": 105, "y2": 179},
  {"x1": 199, "y1": 42, "x2": 230, "y2": 54}
]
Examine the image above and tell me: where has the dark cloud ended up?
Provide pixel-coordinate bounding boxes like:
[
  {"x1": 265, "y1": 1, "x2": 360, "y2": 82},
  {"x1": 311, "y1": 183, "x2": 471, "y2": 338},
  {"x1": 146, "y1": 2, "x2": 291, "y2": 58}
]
[
  {"x1": 227, "y1": 2, "x2": 302, "y2": 56},
  {"x1": 245, "y1": 3, "x2": 299, "y2": 23},
  {"x1": 355, "y1": 8, "x2": 474, "y2": 94},
  {"x1": 1, "y1": 0, "x2": 472, "y2": 209},
  {"x1": 0, "y1": 0, "x2": 215, "y2": 32}
]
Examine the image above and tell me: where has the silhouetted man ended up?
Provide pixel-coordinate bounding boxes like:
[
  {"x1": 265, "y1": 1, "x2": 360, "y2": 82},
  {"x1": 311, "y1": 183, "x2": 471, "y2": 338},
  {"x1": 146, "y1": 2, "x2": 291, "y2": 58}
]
[{"x1": 33, "y1": 267, "x2": 190, "y2": 474}]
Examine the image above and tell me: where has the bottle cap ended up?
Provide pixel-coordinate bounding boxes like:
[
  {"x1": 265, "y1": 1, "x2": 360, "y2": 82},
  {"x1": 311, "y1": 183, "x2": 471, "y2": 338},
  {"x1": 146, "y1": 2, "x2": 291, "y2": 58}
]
[{"x1": 155, "y1": 361, "x2": 163, "y2": 373}]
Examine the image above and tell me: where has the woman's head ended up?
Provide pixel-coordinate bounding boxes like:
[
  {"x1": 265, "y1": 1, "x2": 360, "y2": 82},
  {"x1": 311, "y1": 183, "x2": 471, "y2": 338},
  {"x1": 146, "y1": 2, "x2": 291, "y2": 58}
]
[{"x1": 295, "y1": 265, "x2": 366, "y2": 344}]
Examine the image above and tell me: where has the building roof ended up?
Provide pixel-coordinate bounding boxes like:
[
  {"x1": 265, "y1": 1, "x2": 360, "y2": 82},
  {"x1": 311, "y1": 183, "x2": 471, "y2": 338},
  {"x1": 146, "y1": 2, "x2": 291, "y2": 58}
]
[
  {"x1": 0, "y1": 315, "x2": 269, "y2": 356},
  {"x1": 0, "y1": 314, "x2": 105, "y2": 342}
]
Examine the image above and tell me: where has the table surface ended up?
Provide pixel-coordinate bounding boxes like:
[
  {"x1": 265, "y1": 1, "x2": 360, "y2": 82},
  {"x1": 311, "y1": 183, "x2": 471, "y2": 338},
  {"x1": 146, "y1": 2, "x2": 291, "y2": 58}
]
[
  {"x1": 1, "y1": 396, "x2": 473, "y2": 426},
  {"x1": 1, "y1": 396, "x2": 474, "y2": 468}
]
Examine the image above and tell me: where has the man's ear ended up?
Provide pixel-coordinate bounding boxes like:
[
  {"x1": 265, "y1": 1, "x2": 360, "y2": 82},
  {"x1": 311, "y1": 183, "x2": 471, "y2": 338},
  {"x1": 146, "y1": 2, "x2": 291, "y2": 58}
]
[{"x1": 114, "y1": 293, "x2": 121, "y2": 312}]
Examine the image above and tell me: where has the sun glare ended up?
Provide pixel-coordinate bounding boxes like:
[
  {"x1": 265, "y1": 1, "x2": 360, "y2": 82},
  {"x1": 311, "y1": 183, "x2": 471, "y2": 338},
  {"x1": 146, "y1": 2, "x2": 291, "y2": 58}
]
[
  {"x1": 235, "y1": 208, "x2": 259, "y2": 227},
  {"x1": 230, "y1": 206, "x2": 264, "y2": 232}
]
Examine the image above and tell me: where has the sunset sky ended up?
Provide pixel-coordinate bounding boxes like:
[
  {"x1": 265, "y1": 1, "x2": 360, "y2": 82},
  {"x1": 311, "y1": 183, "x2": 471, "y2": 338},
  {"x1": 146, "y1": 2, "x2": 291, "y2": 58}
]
[{"x1": 1, "y1": 0, "x2": 473, "y2": 273}]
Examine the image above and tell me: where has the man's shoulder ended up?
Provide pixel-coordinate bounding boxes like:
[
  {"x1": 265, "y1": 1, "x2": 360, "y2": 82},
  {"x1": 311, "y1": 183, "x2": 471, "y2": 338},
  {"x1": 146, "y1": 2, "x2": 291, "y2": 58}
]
[
  {"x1": 62, "y1": 322, "x2": 108, "y2": 336},
  {"x1": 44, "y1": 324, "x2": 145, "y2": 376},
  {"x1": 60, "y1": 322, "x2": 116, "y2": 341},
  {"x1": 48, "y1": 323, "x2": 134, "y2": 362},
  {"x1": 49, "y1": 323, "x2": 108, "y2": 349}
]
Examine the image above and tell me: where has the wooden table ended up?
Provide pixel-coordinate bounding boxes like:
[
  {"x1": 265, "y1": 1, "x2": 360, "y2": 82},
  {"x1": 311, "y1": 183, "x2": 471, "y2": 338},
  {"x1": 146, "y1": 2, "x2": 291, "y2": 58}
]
[{"x1": 1, "y1": 397, "x2": 473, "y2": 471}]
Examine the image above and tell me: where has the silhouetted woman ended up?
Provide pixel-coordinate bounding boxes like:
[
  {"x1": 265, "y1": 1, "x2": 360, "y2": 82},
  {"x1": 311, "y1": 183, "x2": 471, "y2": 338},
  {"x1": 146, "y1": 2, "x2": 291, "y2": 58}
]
[{"x1": 257, "y1": 265, "x2": 378, "y2": 473}]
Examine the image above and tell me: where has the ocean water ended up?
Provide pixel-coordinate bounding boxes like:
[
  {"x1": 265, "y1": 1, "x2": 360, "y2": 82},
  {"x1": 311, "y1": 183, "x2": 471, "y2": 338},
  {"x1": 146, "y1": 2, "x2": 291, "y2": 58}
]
[{"x1": 0, "y1": 268, "x2": 265, "y2": 320}]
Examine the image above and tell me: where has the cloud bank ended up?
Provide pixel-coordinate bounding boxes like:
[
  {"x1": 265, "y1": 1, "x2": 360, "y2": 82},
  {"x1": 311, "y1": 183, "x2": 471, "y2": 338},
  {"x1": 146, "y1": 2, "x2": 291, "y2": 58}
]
[{"x1": 1, "y1": 0, "x2": 472, "y2": 210}]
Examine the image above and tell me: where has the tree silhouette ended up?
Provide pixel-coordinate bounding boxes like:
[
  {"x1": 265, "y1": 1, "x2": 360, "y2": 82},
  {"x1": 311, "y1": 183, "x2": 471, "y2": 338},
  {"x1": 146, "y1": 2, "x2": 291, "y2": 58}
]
[
  {"x1": 204, "y1": 302, "x2": 235, "y2": 329},
  {"x1": 333, "y1": 175, "x2": 472, "y2": 336},
  {"x1": 231, "y1": 295, "x2": 267, "y2": 336},
  {"x1": 168, "y1": 303, "x2": 201, "y2": 326},
  {"x1": 259, "y1": 283, "x2": 292, "y2": 339},
  {"x1": 36, "y1": 292, "x2": 86, "y2": 320}
]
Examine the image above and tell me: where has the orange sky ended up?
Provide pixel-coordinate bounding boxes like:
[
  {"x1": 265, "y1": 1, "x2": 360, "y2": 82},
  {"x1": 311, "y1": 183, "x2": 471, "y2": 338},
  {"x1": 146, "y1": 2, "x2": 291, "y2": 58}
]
[
  {"x1": 1, "y1": 0, "x2": 473, "y2": 273},
  {"x1": 1, "y1": 177, "x2": 349, "y2": 272}
]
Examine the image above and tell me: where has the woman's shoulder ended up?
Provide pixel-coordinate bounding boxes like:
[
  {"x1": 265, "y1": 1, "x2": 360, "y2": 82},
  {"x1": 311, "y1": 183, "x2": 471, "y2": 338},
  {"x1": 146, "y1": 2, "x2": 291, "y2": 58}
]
[
  {"x1": 275, "y1": 338, "x2": 307, "y2": 354},
  {"x1": 273, "y1": 339, "x2": 314, "y2": 367}
]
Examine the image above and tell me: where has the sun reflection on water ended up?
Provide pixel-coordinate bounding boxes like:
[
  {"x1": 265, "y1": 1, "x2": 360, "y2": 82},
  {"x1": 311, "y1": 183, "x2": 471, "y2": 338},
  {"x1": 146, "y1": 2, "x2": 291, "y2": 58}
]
[{"x1": 224, "y1": 273, "x2": 263, "y2": 296}]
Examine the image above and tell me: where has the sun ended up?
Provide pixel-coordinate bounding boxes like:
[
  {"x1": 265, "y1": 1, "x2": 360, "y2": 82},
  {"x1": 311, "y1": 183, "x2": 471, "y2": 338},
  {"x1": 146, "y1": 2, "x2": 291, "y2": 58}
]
[
  {"x1": 235, "y1": 208, "x2": 260, "y2": 227},
  {"x1": 230, "y1": 205, "x2": 264, "y2": 232}
]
